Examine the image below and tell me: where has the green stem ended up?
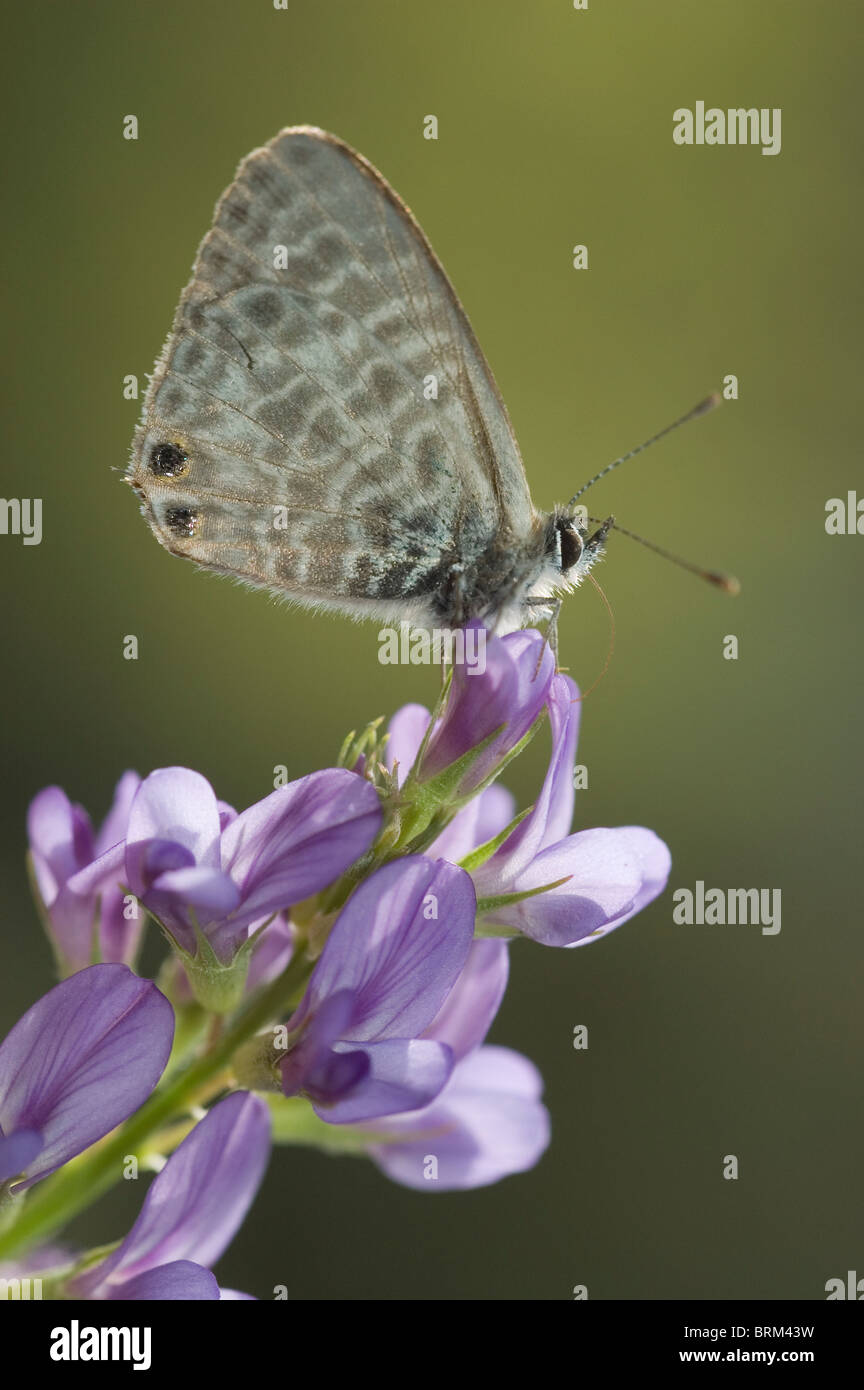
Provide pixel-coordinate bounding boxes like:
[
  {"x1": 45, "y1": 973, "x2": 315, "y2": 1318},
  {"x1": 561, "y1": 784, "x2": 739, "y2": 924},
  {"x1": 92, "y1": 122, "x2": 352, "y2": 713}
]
[{"x1": 0, "y1": 952, "x2": 313, "y2": 1263}]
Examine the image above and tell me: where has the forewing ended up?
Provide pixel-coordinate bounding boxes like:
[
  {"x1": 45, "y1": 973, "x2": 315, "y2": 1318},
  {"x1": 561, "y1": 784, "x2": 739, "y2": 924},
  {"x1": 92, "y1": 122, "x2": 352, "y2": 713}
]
[{"x1": 127, "y1": 126, "x2": 535, "y2": 613}]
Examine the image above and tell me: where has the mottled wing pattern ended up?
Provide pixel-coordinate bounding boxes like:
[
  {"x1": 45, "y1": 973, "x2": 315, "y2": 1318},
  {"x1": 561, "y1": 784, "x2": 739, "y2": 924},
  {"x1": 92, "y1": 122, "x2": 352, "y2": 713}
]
[{"x1": 128, "y1": 126, "x2": 536, "y2": 620}]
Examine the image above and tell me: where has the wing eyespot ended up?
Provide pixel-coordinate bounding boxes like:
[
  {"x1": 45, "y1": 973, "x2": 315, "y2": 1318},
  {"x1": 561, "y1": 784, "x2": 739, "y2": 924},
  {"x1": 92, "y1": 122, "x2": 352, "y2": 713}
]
[
  {"x1": 150, "y1": 442, "x2": 189, "y2": 477},
  {"x1": 164, "y1": 507, "x2": 198, "y2": 537}
]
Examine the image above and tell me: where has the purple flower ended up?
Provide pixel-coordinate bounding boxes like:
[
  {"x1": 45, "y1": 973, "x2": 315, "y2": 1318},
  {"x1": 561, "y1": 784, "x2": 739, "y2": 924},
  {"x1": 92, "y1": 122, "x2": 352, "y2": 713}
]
[
  {"x1": 408, "y1": 625, "x2": 555, "y2": 795},
  {"x1": 69, "y1": 1093, "x2": 270, "y2": 1300},
  {"x1": 422, "y1": 937, "x2": 511, "y2": 1061},
  {"x1": 387, "y1": 705, "x2": 516, "y2": 861},
  {"x1": 367, "y1": 1046, "x2": 550, "y2": 1191},
  {"x1": 27, "y1": 773, "x2": 142, "y2": 973},
  {"x1": 0, "y1": 965, "x2": 173, "y2": 1191},
  {"x1": 474, "y1": 674, "x2": 672, "y2": 946},
  {"x1": 124, "y1": 766, "x2": 381, "y2": 962},
  {"x1": 280, "y1": 857, "x2": 476, "y2": 1123},
  {"x1": 364, "y1": 940, "x2": 549, "y2": 1189}
]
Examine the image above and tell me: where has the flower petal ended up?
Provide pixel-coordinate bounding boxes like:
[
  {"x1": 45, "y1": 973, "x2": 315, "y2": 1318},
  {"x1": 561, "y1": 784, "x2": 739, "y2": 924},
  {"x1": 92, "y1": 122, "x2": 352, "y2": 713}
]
[
  {"x1": 65, "y1": 840, "x2": 127, "y2": 901},
  {"x1": 76, "y1": 1093, "x2": 270, "y2": 1292},
  {"x1": 424, "y1": 940, "x2": 509, "y2": 1061},
  {"x1": 246, "y1": 915, "x2": 294, "y2": 991},
  {"x1": 489, "y1": 672, "x2": 579, "y2": 878},
  {"x1": 0, "y1": 1129, "x2": 43, "y2": 1182},
  {"x1": 298, "y1": 858, "x2": 476, "y2": 1042},
  {"x1": 109, "y1": 1261, "x2": 220, "y2": 1301},
  {"x1": 431, "y1": 783, "x2": 516, "y2": 864},
  {"x1": 220, "y1": 769, "x2": 381, "y2": 925},
  {"x1": 96, "y1": 886, "x2": 145, "y2": 967},
  {"x1": 422, "y1": 627, "x2": 554, "y2": 791},
  {"x1": 125, "y1": 768, "x2": 223, "y2": 895},
  {"x1": 50, "y1": 841, "x2": 131, "y2": 973},
  {"x1": 0, "y1": 965, "x2": 174, "y2": 1189},
  {"x1": 564, "y1": 827, "x2": 672, "y2": 949},
  {"x1": 368, "y1": 1046, "x2": 550, "y2": 1190},
  {"x1": 386, "y1": 704, "x2": 432, "y2": 785},
  {"x1": 37, "y1": 883, "x2": 99, "y2": 975},
  {"x1": 150, "y1": 866, "x2": 241, "y2": 920},
  {"x1": 27, "y1": 788, "x2": 94, "y2": 902},
  {"x1": 94, "y1": 771, "x2": 141, "y2": 857},
  {"x1": 489, "y1": 826, "x2": 671, "y2": 946},
  {"x1": 313, "y1": 1038, "x2": 454, "y2": 1124}
]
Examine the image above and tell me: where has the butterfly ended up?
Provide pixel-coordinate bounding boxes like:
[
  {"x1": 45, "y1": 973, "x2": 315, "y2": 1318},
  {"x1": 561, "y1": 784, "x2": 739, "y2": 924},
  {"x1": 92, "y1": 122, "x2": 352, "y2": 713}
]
[{"x1": 127, "y1": 126, "x2": 732, "y2": 636}]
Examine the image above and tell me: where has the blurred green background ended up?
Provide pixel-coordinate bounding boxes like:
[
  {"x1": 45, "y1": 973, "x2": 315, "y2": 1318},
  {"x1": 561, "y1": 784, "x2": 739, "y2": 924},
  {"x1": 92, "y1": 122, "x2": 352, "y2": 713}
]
[{"x1": 1, "y1": 0, "x2": 860, "y2": 1300}]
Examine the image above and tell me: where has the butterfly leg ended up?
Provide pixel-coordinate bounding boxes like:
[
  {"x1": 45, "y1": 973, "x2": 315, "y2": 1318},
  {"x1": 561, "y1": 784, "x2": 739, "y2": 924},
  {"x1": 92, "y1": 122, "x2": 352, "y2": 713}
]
[
  {"x1": 523, "y1": 597, "x2": 562, "y2": 672},
  {"x1": 438, "y1": 652, "x2": 450, "y2": 697}
]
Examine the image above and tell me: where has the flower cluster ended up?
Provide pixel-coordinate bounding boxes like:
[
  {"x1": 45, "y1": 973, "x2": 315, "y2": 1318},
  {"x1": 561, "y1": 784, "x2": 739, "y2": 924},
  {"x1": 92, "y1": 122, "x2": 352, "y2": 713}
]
[{"x1": 0, "y1": 626, "x2": 670, "y2": 1298}]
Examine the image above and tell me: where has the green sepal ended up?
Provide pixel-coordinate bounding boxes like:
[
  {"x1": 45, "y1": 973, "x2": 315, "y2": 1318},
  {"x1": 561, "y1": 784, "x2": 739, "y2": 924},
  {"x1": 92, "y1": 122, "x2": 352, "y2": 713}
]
[
  {"x1": 458, "y1": 806, "x2": 533, "y2": 872},
  {"x1": 37, "y1": 1240, "x2": 124, "y2": 1300},
  {"x1": 473, "y1": 922, "x2": 523, "y2": 940},
  {"x1": 178, "y1": 920, "x2": 263, "y2": 1015},
  {"x1": 394, "y1": 724, "x2": 504, "y2": 849},
  {"x1": 265, "y1": 1095, "x2": 391, "y2": 1153},
  {"x1": 394, "y1": 665, "x2": 453, "y2": 787},
  {"x1": 474, "y1": 874, "x2": 572, "y2": 932},
  {"x1": 336, "y1": 715, "x2": 388, "y2": 776},
  {"x1": 463, "y1": 710, "x2": 543, "y2": 801},
  {"x1": 397, "y1": 706, "x2": 546, "y2": 858},
  {"x1": 336, "y1": 726, "x2": 357, "y2": 767}
]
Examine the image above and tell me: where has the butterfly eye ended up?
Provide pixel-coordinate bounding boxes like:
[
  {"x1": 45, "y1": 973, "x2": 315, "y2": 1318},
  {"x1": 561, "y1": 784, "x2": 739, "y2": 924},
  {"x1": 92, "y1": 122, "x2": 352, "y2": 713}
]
[
  {"x1": 150, "y1": 443, "x2": 189, "y2": 477},
  {"x1": 557, "y1": 521, "x2": 583, "y2": 573},
  {"x1": 165, "y1": 507, "x2": 198, "y2": 537}
]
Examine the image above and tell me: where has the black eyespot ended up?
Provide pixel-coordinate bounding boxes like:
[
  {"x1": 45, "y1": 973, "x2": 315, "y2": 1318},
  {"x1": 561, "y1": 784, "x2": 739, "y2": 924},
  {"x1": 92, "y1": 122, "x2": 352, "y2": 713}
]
[
  {"x1": 557, "y1": 521, "x2": 583, "y2": 573},
  {"x1": 165, "y1": 507, "x2": 198, "y2": 537},
  {"x1": 150, "y1": 442, "x2": 188, "y2": 476}
]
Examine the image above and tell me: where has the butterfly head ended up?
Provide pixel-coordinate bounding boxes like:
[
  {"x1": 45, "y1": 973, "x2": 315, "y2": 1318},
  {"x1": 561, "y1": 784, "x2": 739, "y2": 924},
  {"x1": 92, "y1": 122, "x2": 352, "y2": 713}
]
[{"x1": 548, "y1": 510, "x2": 613, "y2": 587}]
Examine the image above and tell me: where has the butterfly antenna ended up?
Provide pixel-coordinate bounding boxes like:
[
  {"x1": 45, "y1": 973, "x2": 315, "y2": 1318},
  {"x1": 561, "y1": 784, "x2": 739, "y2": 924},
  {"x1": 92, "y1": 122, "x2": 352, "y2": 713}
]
[
  {"x1": 571, "y1": 572, "x2": 617, "y2": 702},
  {"x1": 589, "y1": 517, "x2": 740, "y2": 595},
  {"x1": 566, "y1": 392, "x2": 722, "y2": 509}
]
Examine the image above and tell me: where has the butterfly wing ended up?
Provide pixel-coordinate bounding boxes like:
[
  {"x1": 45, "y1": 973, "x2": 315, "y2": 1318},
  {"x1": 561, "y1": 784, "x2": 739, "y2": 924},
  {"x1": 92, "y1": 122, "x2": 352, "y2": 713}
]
[{"x1": 128, "y1": 126, "x2": 537, "y2": 622}]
